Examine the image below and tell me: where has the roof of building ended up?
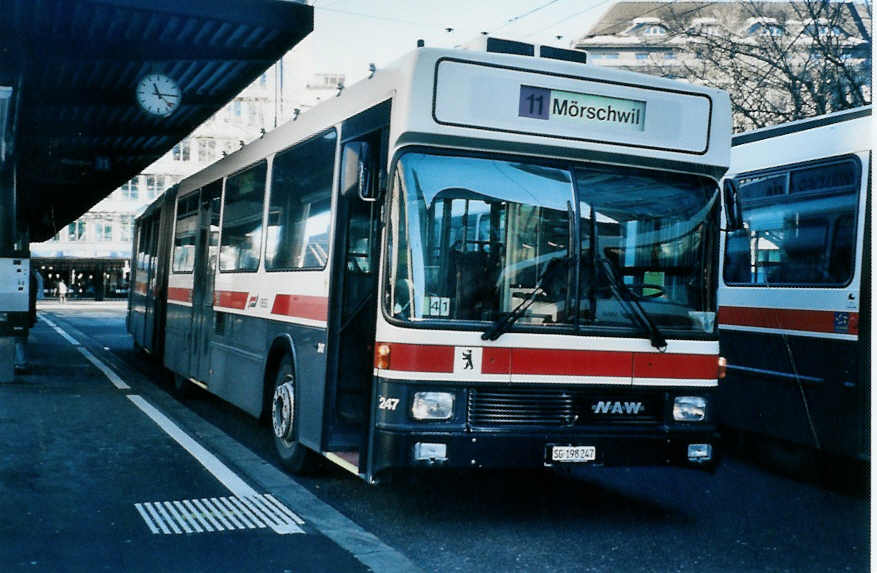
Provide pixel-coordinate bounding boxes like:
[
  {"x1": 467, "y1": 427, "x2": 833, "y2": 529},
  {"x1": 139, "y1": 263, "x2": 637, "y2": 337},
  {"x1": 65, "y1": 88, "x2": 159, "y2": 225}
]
[{"x1": 576, "y1": 1, "x2": 871, "y2": 43}]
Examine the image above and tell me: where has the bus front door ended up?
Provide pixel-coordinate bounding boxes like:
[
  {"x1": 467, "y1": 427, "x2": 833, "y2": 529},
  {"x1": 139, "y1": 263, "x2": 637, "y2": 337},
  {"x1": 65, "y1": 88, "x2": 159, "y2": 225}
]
[{"x1": 325, "y1": 127, "x2": 386, "y2": 458}]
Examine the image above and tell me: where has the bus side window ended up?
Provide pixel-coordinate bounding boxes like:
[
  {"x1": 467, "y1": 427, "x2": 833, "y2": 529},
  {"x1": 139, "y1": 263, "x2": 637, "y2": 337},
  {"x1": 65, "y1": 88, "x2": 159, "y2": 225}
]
[
  {"x1": 219, "y1": 162, "x2": 267, "y2": 272},
  {"x1": 265, "y1": 129, "x2": 336, "y2": 271}
]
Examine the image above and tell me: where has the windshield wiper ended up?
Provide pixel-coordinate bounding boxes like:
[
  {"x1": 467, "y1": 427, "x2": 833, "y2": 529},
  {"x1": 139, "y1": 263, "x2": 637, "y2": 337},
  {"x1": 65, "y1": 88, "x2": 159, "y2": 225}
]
[
  {"x1": 597, "y1": 257, "x2": 667, "y2": 351},
  {"x1": 482, "y1": 255, "x2": 568, "y2": 341}
]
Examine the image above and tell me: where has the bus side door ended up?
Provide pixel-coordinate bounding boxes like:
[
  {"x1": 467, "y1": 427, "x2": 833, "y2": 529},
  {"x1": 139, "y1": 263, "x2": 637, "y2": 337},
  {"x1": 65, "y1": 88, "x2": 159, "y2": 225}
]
[{"x1": 189, "y1": 181, "x2": 222, "y2": 383}]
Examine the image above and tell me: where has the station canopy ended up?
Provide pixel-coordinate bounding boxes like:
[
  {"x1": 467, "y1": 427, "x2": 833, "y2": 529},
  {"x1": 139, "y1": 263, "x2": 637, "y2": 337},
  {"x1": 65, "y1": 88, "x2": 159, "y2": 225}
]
[{"x1": 1, "y1": 0, "x2": 313, "y2": 241}]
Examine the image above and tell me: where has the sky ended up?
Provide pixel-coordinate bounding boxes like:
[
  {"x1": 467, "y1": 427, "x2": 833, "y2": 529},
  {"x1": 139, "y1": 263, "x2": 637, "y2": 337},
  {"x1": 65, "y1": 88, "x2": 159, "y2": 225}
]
[{"x1": 284, "y1": 0, "x2": 617, "y2": 87}]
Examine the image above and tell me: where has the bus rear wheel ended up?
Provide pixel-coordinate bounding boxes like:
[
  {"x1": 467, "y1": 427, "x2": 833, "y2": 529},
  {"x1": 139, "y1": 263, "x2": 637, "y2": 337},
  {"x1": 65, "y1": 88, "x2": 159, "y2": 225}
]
[{"x1": 271, "y1": 355, "x2": 316, "y2": 473}]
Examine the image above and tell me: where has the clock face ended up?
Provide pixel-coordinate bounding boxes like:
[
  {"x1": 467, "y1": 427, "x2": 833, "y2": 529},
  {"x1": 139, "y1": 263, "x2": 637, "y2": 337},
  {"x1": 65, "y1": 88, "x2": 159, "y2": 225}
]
[{"x1": 136, "y1": 73, "x2": 181, "y2": 117}]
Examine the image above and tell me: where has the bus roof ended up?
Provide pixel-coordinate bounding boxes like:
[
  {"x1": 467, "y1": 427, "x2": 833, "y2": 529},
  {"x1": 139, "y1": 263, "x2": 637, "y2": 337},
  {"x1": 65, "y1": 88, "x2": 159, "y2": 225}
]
[
  {"x1": 175, "y1": 46, "x2": 731, "y2": 195},
  {"x1": 732, "y1": 105, "x2": 872, "y2": 147},
  {"x1": 729, "y1": 106, "x2": 872, "y2": 176}
]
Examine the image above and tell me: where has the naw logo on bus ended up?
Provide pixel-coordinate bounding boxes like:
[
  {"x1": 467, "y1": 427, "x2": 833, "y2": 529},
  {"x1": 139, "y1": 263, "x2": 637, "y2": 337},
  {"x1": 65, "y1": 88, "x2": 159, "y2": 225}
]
[
  {"x1": 591, "y1": 401, "x2": 645, "y2": 415},
  {"x1": 518, "y1": 85, "x2": 646, "y2": 132}
]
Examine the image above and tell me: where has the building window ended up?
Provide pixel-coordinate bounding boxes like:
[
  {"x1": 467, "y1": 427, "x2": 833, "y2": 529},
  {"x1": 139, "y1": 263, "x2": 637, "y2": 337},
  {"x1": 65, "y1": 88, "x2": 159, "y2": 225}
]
[
  {"x1": 95, "y1": 222, "x2": 113, "y2": 242},
  {"x1": 635, "y1": 52, "x2": 650, "y2": 60},
  {"x1": 593, "y1": 52, "x2": 620, "y2": 60},
  {"x1": 120, "y1": 215, "x2": 134, "y2": 242},
  {"x1": 68, "y1": 220, "x2": 86, "y2": 241},
  {"x1": 121, "y1": 177, "x2": 139, "y2": 200},
  {"x1": 145, "y1": 175, "x2": 165, "y2": 199},
  {"x1": 749, "y1": 22, "x2": 784, "y2": 37},
  {"x1": 198, "y1": 139, "x2": 216, "y2": 163},
  {"x1": 233, "y1": 100, "x2": 242, "y2": 118},
  {"x1": 644, "y1": 25, "x2": 665, "y2": 36},
  {"x1": 259, "y1": 73, "x2": 268, "y2": 87},
  {"x1": 663, "y1": 51, "x2": 676, "y2": 60},
  {"x1": 173, "y1": 139, "x2": 191, "y2": 161}
]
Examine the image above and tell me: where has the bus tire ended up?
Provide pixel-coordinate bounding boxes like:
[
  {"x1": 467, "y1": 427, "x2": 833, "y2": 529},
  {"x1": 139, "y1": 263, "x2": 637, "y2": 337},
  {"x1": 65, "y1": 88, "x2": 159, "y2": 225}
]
[{"x1": 271, "y1": 354, "x2": 316, "y2": 473}]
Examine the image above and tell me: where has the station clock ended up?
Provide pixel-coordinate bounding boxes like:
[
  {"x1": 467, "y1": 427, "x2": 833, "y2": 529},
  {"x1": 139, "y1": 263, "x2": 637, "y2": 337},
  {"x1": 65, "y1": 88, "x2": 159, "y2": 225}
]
[{"x1": 136, "y1": 73, "x2": 181, "y2": 117}]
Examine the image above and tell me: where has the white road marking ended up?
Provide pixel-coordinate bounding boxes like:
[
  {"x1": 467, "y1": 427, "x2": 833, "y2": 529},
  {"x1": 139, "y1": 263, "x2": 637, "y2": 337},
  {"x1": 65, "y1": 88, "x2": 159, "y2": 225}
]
[
  {"x1": 173, "y1": 500, "x2": 204, "y2": 533},
  {"x1": 154, "y1": 502, "x2": 183, "y2": 534},
  {"x1": 200, "y1": 498, "x2": 234, "y2": 530},
  {"x1": 215, "y1": 497, "x2": 252, "y2": 529},
  {"x1": 126, "y1": 394, "x2": 259, "y2": 498},
  {"x1": 142, "y1": 503, "x2": 171, "y2": 535},
  {"x1": 77, "y1": 347, "x2": 130, "y2": 390},
  {"x1": 227, "y1": 496, "x2": 261, "y2": 528},
  {"x1": 134, "y1": 503, "x2": 160, "y2": 534},
  {"x1": 38, "y1": 316, "x2": 80, "y2": 346},
  {"x1": 263, "y1": 494, "x2": 306, "y2": 525},
  {"x1": 163, "y1": 502, "x2": 193, "y2": 534},
  {"x1": 136, "y1": 495, "x2": 304, "y2": 535},
  {"x1": 38, "y1": 315, "x2": 309, "y2": 537}
]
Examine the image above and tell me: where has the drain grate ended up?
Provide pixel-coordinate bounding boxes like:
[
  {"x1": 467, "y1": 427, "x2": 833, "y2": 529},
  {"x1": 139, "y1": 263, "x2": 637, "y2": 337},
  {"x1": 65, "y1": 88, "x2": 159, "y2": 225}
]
[{"x1": 135, "y1": 494, "x2": 304, "y2": 535}]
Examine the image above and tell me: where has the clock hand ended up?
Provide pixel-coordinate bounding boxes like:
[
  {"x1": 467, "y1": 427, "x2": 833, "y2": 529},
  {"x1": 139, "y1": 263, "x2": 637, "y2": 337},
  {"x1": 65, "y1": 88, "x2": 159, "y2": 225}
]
[{"x1": 152, "y1": 83, "x2": 166, "y2": 102}]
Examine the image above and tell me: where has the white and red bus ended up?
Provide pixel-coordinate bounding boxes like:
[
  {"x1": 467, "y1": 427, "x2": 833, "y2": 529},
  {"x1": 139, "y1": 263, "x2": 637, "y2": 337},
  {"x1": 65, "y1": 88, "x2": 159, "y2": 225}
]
[
  {"x1": 719, "y1": 106, "x2": 871, "y2": 460},
  {"x1": 129, "y1": 39, "x2": 731, "y2": 482}
]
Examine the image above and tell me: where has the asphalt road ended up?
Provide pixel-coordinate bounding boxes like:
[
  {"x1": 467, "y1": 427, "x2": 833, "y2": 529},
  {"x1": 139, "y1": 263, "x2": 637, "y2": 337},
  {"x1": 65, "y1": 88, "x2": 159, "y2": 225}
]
[{"x1": 24, "y1": 303, "x2": 870, "y2": 572}]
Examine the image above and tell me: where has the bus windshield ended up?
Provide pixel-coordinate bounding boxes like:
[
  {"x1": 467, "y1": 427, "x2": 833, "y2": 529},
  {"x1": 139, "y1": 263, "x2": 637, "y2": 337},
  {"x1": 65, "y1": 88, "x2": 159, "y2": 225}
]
[{"x1": 386, "y1": 151, "x2": 719, "y2": 335}]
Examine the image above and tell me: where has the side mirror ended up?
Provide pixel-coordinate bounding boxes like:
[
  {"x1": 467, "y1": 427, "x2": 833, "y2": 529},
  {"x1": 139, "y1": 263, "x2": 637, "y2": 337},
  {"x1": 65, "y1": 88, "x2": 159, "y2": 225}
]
[{"x1": 722, "y1": 178, "x2": 744, "y2": 232}]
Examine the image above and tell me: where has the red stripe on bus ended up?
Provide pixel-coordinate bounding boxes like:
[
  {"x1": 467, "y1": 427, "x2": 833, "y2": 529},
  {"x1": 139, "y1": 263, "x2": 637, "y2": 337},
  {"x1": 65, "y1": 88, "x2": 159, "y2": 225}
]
[
  {"x1": 482, "y1": 347, "x2": 511, "y2": 374},
  {"x1": 379, "y1": 343, "x2": 717, "y2": 379},
  {"x1": 271, "y1": 294, "x2": 329, "y2": 321},
  {"x1": 719, "y1": 306, "x2": 859, "y2": 335},
  {"x1": 632, "y1": 352, "x2": 718, "y2": 379},
  {"x1": 381, "y1": 343, "x2": 455, "y2": 373},
  {"x1": 508, "y1": 348, "x2": 633, "y2": 377},
  {"x1": 214, "y1": 290, "x2": 248, "y2": 309},
  {"x1": 167, "y1": 287, "x2": 192, "y2": 303}
]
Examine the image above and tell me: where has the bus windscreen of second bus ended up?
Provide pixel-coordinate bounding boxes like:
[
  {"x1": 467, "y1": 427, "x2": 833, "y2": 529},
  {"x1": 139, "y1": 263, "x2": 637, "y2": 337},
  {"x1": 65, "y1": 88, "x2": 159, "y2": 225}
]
[{"x1": 386, "y1": 152, "x2": 719, "y2": 336}]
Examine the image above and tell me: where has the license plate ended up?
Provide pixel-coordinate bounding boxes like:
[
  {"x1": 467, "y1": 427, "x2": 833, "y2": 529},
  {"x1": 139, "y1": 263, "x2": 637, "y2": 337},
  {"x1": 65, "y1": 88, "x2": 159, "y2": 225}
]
[{"x1": 551, "y1": 445, "x2": 596, "y2": 463}]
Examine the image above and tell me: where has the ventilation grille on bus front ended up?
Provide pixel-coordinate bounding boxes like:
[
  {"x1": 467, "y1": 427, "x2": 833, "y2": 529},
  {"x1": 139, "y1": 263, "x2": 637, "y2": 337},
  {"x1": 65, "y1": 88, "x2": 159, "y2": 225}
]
[{"x1": 467, "y1": 388, "x2": 660, "y2": 428}]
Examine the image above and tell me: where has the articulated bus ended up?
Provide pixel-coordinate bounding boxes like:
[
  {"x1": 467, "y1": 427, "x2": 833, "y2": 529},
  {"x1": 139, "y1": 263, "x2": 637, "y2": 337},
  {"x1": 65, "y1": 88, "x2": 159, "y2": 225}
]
[
  {"x1": 129, "y1": 41, "x2": 731, "y2": 482},
  {"x1": 719, "y1": 106, "x2": 871, "y2": 460}
]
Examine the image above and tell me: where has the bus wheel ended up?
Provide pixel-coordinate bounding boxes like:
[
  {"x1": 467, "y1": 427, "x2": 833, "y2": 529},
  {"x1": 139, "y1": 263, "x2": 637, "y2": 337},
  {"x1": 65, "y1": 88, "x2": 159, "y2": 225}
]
[{"x1": 271, "y1": 355, "x2": 316, "y2": 473}]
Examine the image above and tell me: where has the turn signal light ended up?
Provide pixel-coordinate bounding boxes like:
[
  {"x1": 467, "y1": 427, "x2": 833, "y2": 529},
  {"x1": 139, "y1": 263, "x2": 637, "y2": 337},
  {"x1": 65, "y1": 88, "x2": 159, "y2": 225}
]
[
  {"x1": 717, "y1": 356, "x2": 727, "y2": 379},
  {"x1": 374, "y1": 343, "x2": 391, "y2": 369}
]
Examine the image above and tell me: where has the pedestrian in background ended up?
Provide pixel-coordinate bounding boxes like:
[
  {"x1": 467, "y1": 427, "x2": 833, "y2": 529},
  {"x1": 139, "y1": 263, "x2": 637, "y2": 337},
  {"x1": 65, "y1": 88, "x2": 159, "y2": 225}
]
[{"x1": 58, "y1": 279, "x2": 68, "y2": 304}]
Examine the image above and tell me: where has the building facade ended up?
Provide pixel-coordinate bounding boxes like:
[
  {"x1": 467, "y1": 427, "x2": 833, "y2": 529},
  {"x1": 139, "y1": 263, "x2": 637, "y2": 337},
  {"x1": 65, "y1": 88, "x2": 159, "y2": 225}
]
[
  {"x1": 31, "y1": 56, "x2": 343, "y2": 300},
  {"x1": 574, "y1": 1, "x2": 871, "y2": 130}
]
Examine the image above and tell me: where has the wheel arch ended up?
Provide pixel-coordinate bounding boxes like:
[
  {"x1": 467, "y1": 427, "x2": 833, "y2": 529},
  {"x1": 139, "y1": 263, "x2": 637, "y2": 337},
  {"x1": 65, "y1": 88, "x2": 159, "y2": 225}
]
[{"x1": 262, "y1": 334, "x2": 298, "y2": 420}]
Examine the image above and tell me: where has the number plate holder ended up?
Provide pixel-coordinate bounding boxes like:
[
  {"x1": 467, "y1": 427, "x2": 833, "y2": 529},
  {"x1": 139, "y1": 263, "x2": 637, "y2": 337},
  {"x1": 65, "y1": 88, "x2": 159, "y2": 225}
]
[{"x1": 548, "y1": 445, "x2": 596, "y2": 464}]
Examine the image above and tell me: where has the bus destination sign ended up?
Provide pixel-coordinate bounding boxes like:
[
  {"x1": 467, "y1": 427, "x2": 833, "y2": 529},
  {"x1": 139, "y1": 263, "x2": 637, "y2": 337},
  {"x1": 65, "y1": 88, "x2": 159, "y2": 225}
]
[{"x1": 518, "y1": 85, "x2": 646, "y2": 132}]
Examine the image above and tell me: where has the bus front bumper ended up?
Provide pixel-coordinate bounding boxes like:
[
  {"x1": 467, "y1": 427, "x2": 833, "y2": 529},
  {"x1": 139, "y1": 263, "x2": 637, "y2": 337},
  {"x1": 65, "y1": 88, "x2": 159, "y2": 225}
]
[{"x1": 370, "y1": 427, "x2": 718, "y2": 475}]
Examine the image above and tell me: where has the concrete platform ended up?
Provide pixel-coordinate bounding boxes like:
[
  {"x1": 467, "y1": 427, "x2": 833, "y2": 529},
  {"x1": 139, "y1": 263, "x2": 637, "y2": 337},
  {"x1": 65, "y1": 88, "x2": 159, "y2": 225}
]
[{"x1": 0, "y1": 312, "x2": 397, "y2": 572}]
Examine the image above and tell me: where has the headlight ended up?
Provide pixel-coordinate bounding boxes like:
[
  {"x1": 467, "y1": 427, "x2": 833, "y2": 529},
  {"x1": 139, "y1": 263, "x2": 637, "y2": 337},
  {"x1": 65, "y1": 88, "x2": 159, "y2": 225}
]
[
  {"x1": 411, "y1": 392, "x2": 455, "y2": 420},
  {"x1": 673, "y1": 396, "x2": 707, "y2": 422}
]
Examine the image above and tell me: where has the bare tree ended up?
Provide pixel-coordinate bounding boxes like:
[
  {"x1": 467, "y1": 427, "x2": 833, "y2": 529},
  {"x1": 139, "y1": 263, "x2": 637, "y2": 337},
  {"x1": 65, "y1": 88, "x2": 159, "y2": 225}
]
[{"x1": 656, "y1": 1, "x2": 871, "y2": 131}]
